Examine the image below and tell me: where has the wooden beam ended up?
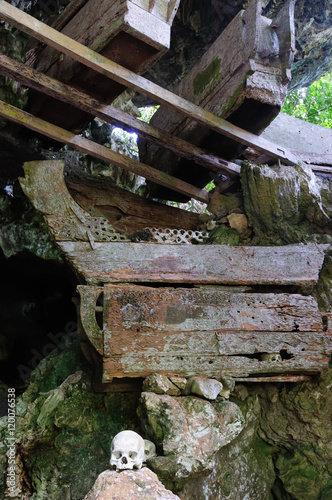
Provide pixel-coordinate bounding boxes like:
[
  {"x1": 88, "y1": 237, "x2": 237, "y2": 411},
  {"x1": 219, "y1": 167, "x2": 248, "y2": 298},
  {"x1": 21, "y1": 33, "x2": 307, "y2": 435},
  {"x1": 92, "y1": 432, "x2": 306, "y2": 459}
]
[
  {"x1": 0, "y1": 54, "x2": 240, "y2": 176},
  {"x1": 59, "y1": 242, "x2": 327, "y2": 286},
  {"x1": 0, "y1": 99, "x2": 209, "y2": 203},
  {"x1": 0, "y1": 0, "x2": 299, "y2": 165}
]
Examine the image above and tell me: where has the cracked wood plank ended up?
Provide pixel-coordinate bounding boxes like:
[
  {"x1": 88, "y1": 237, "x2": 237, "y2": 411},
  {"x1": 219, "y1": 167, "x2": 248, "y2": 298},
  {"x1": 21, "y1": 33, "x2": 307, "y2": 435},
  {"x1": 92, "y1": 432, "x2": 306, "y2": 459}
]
[
  {"x1": 0, "y1": 103, "x2": 208, "y2": 203},
  {"x1": 0, "y1": 0, "x2": 299, "y2": 165},
  {"x1": 102, "y1": 352, "x2": 328, "y2": 380},
  {"x1": 57, "y1": 242, "x2": 327, "y2": 287},
  {"x1": 0, "y1": 54, "x2": 239, "y2": 176},
  {"x1": 97, "y1": 284, "x2": 327, "y2": 380},
  {"x1": 101, "y1": 286, "x2": 323, "y2": 338}
]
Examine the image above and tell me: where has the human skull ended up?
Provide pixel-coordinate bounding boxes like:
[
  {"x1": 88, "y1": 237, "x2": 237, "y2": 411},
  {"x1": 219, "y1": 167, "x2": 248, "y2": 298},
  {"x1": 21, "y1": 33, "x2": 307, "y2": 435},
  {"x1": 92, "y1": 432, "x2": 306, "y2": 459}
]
[
  {"x1": 143, "y1": 439, "x2": 157, "y2": 462},
  {"x1": 110, "y1": 431, "x2": 145, "y2": 470},
  {"x1": 261, "y1": 353, "x2": 282, "y2": 362}
]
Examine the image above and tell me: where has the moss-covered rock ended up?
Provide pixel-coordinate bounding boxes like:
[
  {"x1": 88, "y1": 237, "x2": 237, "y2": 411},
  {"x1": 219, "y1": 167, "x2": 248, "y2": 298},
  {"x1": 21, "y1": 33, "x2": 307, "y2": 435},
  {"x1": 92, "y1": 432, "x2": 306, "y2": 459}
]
[
  {"x1": 0, "y1": 338, "x2": 140, "y2": 499},
  {"x1": 0, "y1": 24, "x2": 28, "y2": 128},
  {"x1": 0, "y1": 183, "x2": 62, "y2": 260},
  {"x1": 207, "y1": 224, "x2": 242, "y2": 245},
  {"x1": 314, "y1": 250, "x2": 332, "y2": 312},
  {"x1": 259, "y1": 368, "x2": 332, "y2": 499},
  {"x1": 241, "y1": 161, "x2": 332, "y2": 245}
]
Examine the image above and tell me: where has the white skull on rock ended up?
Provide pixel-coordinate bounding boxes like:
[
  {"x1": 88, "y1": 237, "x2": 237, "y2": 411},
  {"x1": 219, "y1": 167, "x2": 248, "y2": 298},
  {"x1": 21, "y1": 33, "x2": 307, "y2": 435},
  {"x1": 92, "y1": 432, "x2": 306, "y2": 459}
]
[{"x1": 110, "y1": 430, "x2": 145, "y2": 470}]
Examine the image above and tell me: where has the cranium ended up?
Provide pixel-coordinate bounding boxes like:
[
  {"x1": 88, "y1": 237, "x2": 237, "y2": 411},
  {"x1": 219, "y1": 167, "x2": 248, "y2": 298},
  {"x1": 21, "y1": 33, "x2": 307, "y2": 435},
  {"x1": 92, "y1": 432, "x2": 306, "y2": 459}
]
[
  {"x1": 110, "y1": 430, "x2": 145, "y2": 470},
  {"x1": 261, "y1": 353, "x2": 282, "y2": 362},
  {"x1": 143, "y1": 439, "x2": 157, "y2": 462}
]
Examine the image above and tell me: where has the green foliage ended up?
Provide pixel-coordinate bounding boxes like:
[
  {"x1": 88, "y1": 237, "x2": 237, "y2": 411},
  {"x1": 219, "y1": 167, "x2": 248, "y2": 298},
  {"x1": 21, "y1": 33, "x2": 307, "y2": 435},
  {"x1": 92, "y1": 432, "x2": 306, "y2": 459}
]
[{"x1": 282, "y1": 73, "x2": 332, "y2": 128}]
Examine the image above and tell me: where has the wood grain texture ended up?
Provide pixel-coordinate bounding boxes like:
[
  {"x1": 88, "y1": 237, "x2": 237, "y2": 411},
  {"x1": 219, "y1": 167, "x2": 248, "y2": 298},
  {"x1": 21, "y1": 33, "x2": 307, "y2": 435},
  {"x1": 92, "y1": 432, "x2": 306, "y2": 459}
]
[
  {"x1": 0, "y1": 0, "x2": 298, "y2": 165},
  {"x1": 0, "y1": 101, "x2": 209, "y2": 203},
  {"x1": 102, "y1": 352, "x2": 328, "y2": 379},
  {"x1": 76, "y1": 283, "x2": 329, "y2": 381},
  {"x1": 57, "y1": 242, "x2": 327, "y2": 286},
  {"x1": 25, "y1": 0, "x2": 176, "y2": 131},
  {"x1": 101, "y1": 286, "x2": 323, "y2": 340},
  {"x1": 0, "y1": 54, "x2": 240, "y2": 176}
]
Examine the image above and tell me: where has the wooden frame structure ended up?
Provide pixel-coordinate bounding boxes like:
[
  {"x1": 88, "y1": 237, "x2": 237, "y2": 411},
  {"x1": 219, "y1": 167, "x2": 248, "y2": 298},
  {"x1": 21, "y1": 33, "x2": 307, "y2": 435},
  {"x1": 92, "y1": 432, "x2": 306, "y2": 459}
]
[
  {"x1": 18, "y1": 160, "x2": 331, "y2": 385},
  {"x1": 0, "y1": 1, "x2": 330, "y2": 387}
]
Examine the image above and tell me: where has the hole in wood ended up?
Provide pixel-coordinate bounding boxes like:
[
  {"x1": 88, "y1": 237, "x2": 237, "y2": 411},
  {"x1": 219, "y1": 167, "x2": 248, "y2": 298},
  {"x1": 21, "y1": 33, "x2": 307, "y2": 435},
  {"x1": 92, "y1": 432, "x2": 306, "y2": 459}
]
[{"x1": 95, "y1": 292, "x2": 104, "y2": 329}]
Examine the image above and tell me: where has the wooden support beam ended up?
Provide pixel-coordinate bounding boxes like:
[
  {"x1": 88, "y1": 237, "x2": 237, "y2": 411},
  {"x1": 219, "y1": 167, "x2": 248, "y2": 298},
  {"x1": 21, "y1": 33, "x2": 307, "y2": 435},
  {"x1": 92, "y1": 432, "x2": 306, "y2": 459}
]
[
  {"x1": 0, "y1": 54, "x2": 240, "y2": 176},
  {"x1": 0, "y1": 99, "x2": 209, "y2": 203},
  {"x1": 0, "y1": 0, "x2": 299, "y2": 165}
]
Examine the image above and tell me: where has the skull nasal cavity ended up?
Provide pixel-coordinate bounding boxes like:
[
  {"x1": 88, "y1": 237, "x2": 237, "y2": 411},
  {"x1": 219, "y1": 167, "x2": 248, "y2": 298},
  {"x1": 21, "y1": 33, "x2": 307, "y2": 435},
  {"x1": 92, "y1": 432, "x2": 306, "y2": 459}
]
[{"x1": 121, "y1": 457, "x2": 128, "y2": 464}]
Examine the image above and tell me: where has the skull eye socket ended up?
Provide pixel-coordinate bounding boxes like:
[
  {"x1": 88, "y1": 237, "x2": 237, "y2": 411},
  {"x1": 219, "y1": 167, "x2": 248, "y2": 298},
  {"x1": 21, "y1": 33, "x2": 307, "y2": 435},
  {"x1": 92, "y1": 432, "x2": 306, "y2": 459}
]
[
  {"x1": 145, "y1": 449, "x2": 150, "y2": 457},
  {"x1": 129, "y1": 451, "x2": 138, "y2": 459},
  {"x1": 113, "y1": 451, "x2": 122, "y2": 459}
]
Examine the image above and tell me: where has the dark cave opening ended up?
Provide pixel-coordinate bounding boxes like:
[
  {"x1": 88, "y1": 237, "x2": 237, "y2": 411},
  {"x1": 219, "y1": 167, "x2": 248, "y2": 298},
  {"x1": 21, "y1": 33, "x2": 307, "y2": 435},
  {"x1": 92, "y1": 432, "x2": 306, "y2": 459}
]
[{"x1": 0, "y1": 249, "x2": 78, "y2": 391}]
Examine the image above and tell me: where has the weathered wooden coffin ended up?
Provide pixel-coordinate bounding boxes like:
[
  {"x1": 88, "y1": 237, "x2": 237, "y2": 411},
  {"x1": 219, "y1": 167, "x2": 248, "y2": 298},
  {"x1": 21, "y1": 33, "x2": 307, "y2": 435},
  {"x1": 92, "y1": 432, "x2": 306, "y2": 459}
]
[
  {"x1": 140, "y1": 0, "x2": 295, "y2": 201},
  {"x1": 26, "y1": 0, "x2": 180, "y2": 132},
  {"x1": 77, "y1": 284, "x2": 329, "y2": 383},
  {"x1": 18, "y1": 160, "x2": 330, "y2": 385}
]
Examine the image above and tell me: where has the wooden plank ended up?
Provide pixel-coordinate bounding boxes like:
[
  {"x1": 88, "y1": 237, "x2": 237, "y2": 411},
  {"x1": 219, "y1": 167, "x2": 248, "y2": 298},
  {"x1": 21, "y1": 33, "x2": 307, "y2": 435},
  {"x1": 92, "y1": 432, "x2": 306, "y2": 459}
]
[
  {"x1": 233, "y1": 376, "x2": 312, "y2": 382},
  {"x1": 0, "y1": 54, "x2": 240, "y2": 176},
  {"x1": 102, "y1": 352, "x2": 328, "y2": 379},
  {"x1": 59, "y1": 242, "x2": 327, "y2": 286},
  {"x1": 27, "y1": 0, "x2": 178, "y2": 131},
  {"x1": 101, "y1": 286, "x2": 323, "y2": 340},
  {"x1": 139, "y1": 0, "x2": 296, "y2": 200},
  {"x1": 50, "y1": 0, "x2": 89, "y2": 32},
  {"x1": 19, "y1": 159, "x2": 206, "y2": 233},
  {"x1": 0, "y1": 100, "x2": 209, "y2": 203},
  {"x1": 103, "y1": 330, "x2": 325, "y2": 358},
  {"x1": 67, "y1": 179, "x2": 208, "y2": 232},
  {"x1": 0, "y1": 0, "x2": 299, "y2": 165}
]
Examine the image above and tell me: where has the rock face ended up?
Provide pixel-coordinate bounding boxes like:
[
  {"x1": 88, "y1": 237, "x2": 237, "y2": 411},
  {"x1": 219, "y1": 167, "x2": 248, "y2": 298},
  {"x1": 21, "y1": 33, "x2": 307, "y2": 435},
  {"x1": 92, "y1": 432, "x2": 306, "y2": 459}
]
[
  {"x1": 241, "y1": 161, "x2": 332, "y2": 244},
  {"x1": 138, "y1": 392, "x2": 244, "y2": 489},
  {"x1": 258, "y1": 370, "x2": 332, "y2": 500},
  {"x1": 84, "y1": 468, "x2": 181, "y2": 500},
  {"x1": 0, "y1": 338, "x2": 141, "y2": 499}
]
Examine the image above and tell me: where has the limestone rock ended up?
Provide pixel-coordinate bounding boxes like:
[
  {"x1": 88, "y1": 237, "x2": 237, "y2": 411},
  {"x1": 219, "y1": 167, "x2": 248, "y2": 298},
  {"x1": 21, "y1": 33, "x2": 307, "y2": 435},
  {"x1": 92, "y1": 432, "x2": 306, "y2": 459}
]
[
  {"x1": 142, "y1": 373, "x2": 181, "y2": 396},
  {"x1": 241, "y1": 161, "x2": 332, "y2": 244},
  {"x1": 83, "y1": 468, "x2": 180, "y2": 500},
  {"x1": 184, "y1": 376, "x2": 223, "y2": 400},
  {"x1": 258, "y1": 368, "x2": 332, "y2": 499},
  {"x1": 227, "y1": 213, "x2": 252, "y2": 240},
  {"x1": 219, "y1": 376, "x2": 236, "y2": 399},
  {"x1": 138, "y1": 393, "x2": 244, "y2": 477},
  {"x1": 207, "y1": 192, "x2": 242, "y2": 218}
]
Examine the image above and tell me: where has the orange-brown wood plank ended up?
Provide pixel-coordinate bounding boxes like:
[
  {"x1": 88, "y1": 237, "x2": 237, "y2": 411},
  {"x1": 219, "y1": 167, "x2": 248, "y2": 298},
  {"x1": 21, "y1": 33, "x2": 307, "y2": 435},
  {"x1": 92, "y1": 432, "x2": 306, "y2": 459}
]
[
  {"x1": 102, "y1": 352, "x2": 328, "y2": 380},
  {"x1": 101, "y1": 286, "x2": 323, "y2": 338}
]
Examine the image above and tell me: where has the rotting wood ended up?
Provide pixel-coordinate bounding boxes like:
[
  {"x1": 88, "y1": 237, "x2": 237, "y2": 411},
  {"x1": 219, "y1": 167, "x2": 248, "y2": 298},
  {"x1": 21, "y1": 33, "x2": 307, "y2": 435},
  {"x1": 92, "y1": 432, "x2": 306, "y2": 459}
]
[
  {"x1": 1, "y1": 101, "x2": 209, "y2": 203},
  {"x1": 0, "y1": 54, "x2": 240, "y2": 177},
  {"x1": 59, "y1": 242, "x2": 327, "y2": 287},
  {"x1": 25, "y1": 0, "x2": 180, "y2": 132},
  {"x1": 67, "y1": 179, "x2": 206, "y2": 232},
  {"x1": 99, "y1": 286, "x2": 323, "y2": 338},
  {"x1": 19, "y1": 160, "x2": 206, "y2": 233},
  {"x1": 102, "y1": 352, "x2": 328, "y2": 380},
  {"x1": 232, "y1": 376, "x2": 312, "y2": 382},
  {"x1": 75, "y1": 284, "x2": 328, "y2": 381},
  {"x1": 0, "y1": 0, "x2": 299, "y2": 166},
  {"x1": 141, "y1": 0, "x2": 296, "y2": 200}
]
